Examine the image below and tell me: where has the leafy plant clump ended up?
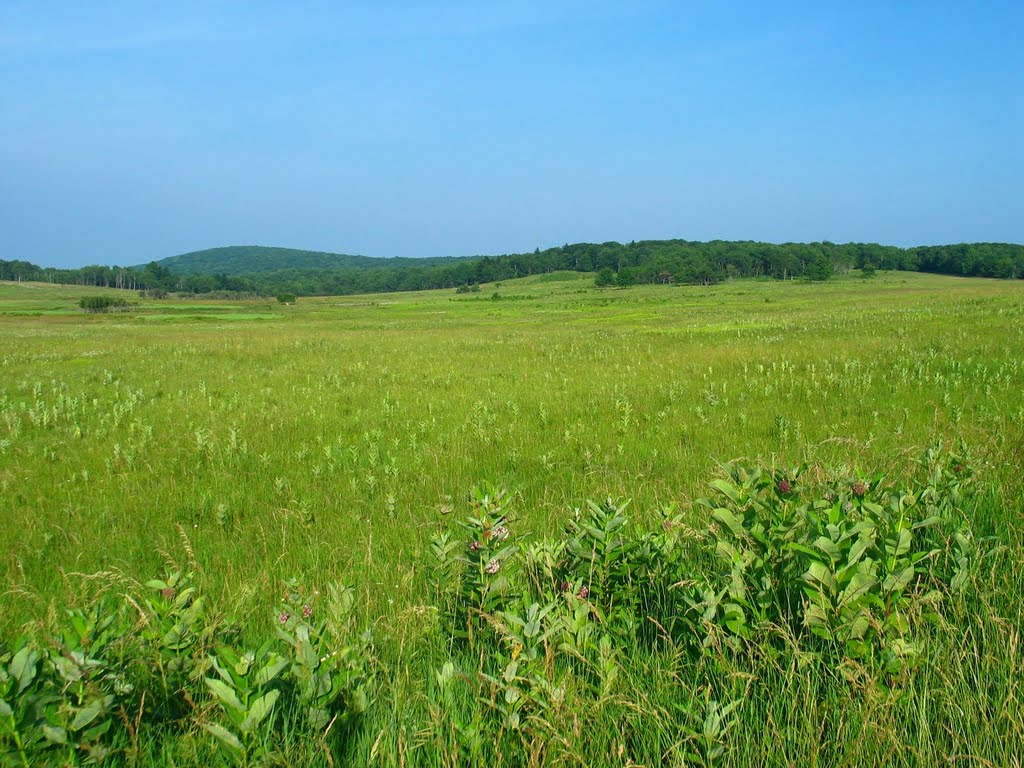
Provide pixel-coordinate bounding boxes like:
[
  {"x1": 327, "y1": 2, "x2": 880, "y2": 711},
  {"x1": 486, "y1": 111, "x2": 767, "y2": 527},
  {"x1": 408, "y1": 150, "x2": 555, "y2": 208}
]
[
  {"x1": 0, "y1": 576, "x2": 372, "y2": 766},
  {"x1": 688, "y1": 443, "x2": 985, "y2": 673},
  {"x1": 422, "y1": 443, "x2": 991, "y2": 763},
  {"x1": 78, "y1": 296, "x2": 134, "y2": 313},
  {"x1": 0, "y1": 444, "x2": 997, "y2": 765}
]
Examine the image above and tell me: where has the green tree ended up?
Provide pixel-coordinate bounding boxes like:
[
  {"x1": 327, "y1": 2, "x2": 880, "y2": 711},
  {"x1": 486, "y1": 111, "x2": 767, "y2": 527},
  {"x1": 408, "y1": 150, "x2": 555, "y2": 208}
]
[{"x1": 595, "y1": 267, "x2": 617, "y2": 287}]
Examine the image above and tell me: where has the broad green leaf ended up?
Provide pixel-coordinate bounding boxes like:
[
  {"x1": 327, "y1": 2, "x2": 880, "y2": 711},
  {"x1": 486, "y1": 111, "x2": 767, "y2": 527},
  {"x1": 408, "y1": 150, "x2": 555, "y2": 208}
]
[
  {"x1": 239, "y1": 689, "x2": 279, "y2": 733},
  {"x1": 838, "y1": 571, "x2": 878, "y2": 607},
  {"x1": 204, "y1": 723, "x2": 245, "y2": 761},
  {"x1": 82, "y1": 717, "x2": 113, "y2": 743},
  {"x1": 206, "y1": 677, "x2": 246, "y2": 712},
  {"x1": 353, "y1": 687, "x2": 368, "y2": 714},
  {"x1": 804, "y1": 561, "x2": 836, "y2": 591},
  {"x1": 307, "y1": 706, "x2": 330, "y2": 731},
  {"x1": 846, "y1": 613, "x2": 871, "y2": 641},
  {"x1": 882, "y1": 565, "x2": 914, "y2": 596},
  {"x1": 895, "y1": 528, "x2": 912, "y2": 558},
  {"x1": 42, "y1": 725, "x2": 68, "y2": 745},
  {"x1": 709, "y1": 479, "x2": 741, "y2": 503},
  {"x1": 254, "y1": 654, "x2": 288, "y2": 686},
  {"x1": 71, "y1": 699, "x2": 106, "y2": 731},
  {"x1": 847, "y1": 535, "x2": 872, "y2": 566},
  {"x1": 52, "y1": 655, "x2": 83, "y2": 684},
  {"x1": 813, "y1": 536, "x2": 841, "y2": 563},
  {"x1": 712, "y1": 507, "x2": 744, "y2": 538},
  {"x1": 9, "y1": 647, "x2": 38, "y2": 694},
  {"x1": 789, "y1": 542, "x2": 825, "y2": 561}
]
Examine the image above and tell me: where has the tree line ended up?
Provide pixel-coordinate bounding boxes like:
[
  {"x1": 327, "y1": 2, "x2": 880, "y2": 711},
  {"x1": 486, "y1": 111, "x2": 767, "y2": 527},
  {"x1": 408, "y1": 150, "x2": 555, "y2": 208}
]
[{"x1": 2, "y1": 240, "x2": 1022, "y2": 297}]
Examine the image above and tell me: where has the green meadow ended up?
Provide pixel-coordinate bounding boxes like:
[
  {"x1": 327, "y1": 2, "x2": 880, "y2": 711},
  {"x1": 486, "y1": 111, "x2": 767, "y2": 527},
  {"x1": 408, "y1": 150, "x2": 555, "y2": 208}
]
[{"x1": 2, "y1": 272, "x2": 1023, "y2": 766}]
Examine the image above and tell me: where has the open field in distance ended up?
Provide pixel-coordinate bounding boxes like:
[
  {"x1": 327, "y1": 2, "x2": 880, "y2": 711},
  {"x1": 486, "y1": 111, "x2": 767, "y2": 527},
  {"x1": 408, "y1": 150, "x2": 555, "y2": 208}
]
[{"x1": 1, "y1": 271, "x2": 1023, "y2": 766}]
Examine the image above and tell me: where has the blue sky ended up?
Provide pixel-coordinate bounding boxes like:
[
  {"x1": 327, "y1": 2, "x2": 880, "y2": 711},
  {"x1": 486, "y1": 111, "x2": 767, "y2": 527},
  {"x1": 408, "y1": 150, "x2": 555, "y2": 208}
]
[{"x1": 2, "y1": 1, "x2": 1021, "y2": 268}]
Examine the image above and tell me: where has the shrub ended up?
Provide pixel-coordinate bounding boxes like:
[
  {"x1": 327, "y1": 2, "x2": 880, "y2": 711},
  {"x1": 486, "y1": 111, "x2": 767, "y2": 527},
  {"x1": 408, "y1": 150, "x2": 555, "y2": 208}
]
[
  {"x1": 78, "y1": 296, "x2": 132, "y2": 313},
  {"x1": 594, "y1": 268, "x2": 617, "y2": 288},
  {"x1": 0, "y1": 571, "x2": 373, "y2": 766}
]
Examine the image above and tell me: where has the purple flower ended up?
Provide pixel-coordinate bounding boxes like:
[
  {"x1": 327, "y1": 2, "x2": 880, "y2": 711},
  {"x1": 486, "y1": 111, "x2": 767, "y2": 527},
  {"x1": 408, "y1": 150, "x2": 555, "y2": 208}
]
[
  {"x1": 485, "y1": 559, "x2": 500, "y2": 575},
  {"x1": 777, "y1": 479, "x2": 793, "y2": 494},
  {"x1": 302, "y1": 604, "x2": 313, "y2": 619},
  {"x1": 160, "y1": 587, "x2": 176, "y2": 601},
  {"x1": 851, "y1": 480, "x2": 867, "y2": 498},
  {"x1": 560, "y1": 580, "x2": 570, "y2": 592},
  {"x1": 577, "y1": 585, "x2": 590, "y2": 600},
  {"x1": 278, "y1": 612, "x2": 290, "y2": 625},
  {"x1": 492, "y1": 526, "x2": 510, "y2": 541},
  {"x1": 469, "y1": 540, "x2": 482, "y2": 553}
]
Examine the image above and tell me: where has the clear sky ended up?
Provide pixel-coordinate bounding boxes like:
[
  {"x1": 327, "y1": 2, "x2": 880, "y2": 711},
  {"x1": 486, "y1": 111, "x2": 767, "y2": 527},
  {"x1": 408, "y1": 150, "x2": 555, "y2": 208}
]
[{"x1": 2, "y1": 1, "x2": 1021, "y2": 268}]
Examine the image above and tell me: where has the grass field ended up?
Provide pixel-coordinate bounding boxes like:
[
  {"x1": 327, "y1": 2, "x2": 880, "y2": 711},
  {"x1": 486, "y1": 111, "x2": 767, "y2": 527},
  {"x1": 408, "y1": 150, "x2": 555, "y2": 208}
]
[{"x1": 2, "y1": 272, "x2": 1023, "y2": 766}]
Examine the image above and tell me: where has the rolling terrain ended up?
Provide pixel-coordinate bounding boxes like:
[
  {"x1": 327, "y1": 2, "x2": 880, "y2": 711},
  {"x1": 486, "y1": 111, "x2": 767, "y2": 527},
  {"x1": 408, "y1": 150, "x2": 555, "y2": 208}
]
[{"x1": 1, "y1": 272, "x2": 1023, "y2": 766}]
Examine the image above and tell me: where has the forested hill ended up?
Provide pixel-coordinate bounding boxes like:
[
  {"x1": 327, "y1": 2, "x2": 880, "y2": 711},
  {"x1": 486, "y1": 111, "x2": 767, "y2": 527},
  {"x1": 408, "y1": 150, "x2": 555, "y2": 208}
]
[
  {"x1": 139, "y1": 245, "x2": 470, "y2": 274},
  {"x1": 3, "y1": 240, "x2": 1023, "y2": 296}
]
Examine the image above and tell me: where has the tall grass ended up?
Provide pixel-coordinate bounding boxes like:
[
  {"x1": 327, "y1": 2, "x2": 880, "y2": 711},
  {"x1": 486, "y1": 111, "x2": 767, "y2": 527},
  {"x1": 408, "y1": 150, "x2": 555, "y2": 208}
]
[{"x1": 1, "y1": 271, "x2": 1023, "y2": 765}]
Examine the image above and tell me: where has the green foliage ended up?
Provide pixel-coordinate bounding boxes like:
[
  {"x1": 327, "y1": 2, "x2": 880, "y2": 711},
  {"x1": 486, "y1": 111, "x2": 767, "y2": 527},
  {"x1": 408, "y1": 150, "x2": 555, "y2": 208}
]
[
  {"x1": 0, "y1": 450, "x2": 1006, "y2": 765},
  {"x1": 138, "y1": 570, "x2": 211, "y2": 720},
  {"x1": 417, "y1": 448, "x2": 993, "y2": 764},
  {"x1": 2, "y1": 274, "x2": 1023, "y2": 765},
  {"x1": 0, "y1": 571, "x2": 373, "y2": 767},
  {"x1": 78, "y1": 296, "x2": 131, "y2": 312},
  {"x1": 431, "y1": 483, "x2": 519, "y2": 640},
  {"x1": 9, "y1": 239, "x2": 1021, "y2": 298},
  {"x1": 687, "y1": 444, "x2": 989, "y2": 674},
  {"x1": 203, "y1": 642, "x2": 288, "y2": 763},
  {"x1": 275, "y1": 581, "x2": 370, "y2": 733},
  {"x1": 0, "y1": 599, "x2": 128, "y2": 765},
  {"x1": 275, "y1": 293, "x2": 297, "y2": 305},
  {"x1": 594, "y1": 267, "x2": 617, "y2": 287},
  {"x1": 139, "y1": 246, "x2": 464, "y2": 276}
]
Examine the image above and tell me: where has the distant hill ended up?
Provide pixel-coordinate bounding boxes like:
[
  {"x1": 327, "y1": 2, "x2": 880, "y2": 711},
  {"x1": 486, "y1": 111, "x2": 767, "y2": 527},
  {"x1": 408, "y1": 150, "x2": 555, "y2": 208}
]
[
  {"x1": 7, "y1": 240, "x2": 1020, "y2": 296},
  {"x1": 138, "y1": 245, "x2": 469, "y2": 275}
]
